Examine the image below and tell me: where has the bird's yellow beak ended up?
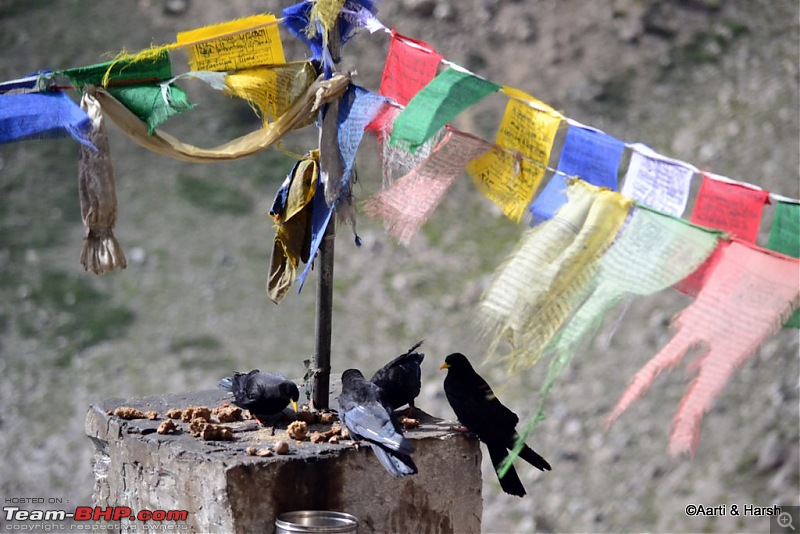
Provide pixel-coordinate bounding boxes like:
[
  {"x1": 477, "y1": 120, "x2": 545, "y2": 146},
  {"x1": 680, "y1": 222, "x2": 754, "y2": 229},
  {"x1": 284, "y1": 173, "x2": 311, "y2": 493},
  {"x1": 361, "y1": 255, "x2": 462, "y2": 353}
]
[
  {"x1": 291, "y1": 400, "x2": 298, "y2": 413},
  {"x1": 439, "y1": 362, "x2": 450, "y2": 370}
]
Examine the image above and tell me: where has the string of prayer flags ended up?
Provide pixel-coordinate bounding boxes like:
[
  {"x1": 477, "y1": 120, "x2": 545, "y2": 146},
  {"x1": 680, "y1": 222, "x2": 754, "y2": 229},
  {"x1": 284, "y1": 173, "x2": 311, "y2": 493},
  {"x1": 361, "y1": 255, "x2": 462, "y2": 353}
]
[
  {"x1": 480, "y1": 179, "x2": 632, "y2": 368},
  {"x1": 499, "y1": 205, "x2": 721, "y2": 476},
  {"x1": 268, "y1": 152, "x2": 319, "y2": 303},
  {"x1": 89, "y1": 72, "x2": 351, "y2": 162},
  {"x1": 389, "y1": 66, "x2": 500, "y2": 152},
  {"x1": 607, "y1": 239, "x2": 800, "y2": 456},
  {"x1": 78, "y1": 92, "x2": 127, "y2": 274},
  {"x1": 176, "y1": 14, "x2": 285, "y2": 72},
  {"x1": 620, "y1": 143, "x2": 696, "y2": 217},
  {"x1": 468, "y1": 87, "x2": 561, "y2": 222},
  {"x1": 379, "y1": 31, "x2": 442, "y2": 106},
  {"x1": 0, "y1": 71, "x2": 48, "y2": 94},
  {"x1": 364, "y1": 128, "x2": 490, "y2": 244},
  {"x1": 0, "y1": 91, "x2": 92, "y2": 146},
  {"x1": 340, "y1": 0, "x2": 385, "y2": 36},
  {"x1": 676, "y1": 173, "x2": 770, "y2": 294},
  {"x1": 529, "y1": 124, "x2": 623, "y2": 224},
  {"x1": 766, "y1": 201, "x2": 800, "y2": 327},
  {"x1": 223, "y1": 61, "x2": 318, "y2": 125}
]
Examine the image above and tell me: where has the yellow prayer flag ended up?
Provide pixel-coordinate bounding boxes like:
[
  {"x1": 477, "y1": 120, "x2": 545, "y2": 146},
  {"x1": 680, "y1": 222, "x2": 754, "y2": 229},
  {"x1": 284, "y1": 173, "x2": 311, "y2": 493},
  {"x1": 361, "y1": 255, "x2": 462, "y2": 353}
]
[
  {"x1": 224, "y1": 62, "x2": 317, "y2": 124},
  {"x1": 177, "y1": 14, "x2": 285, "y2": 72},
  {"x1": 467, "y1": 149, "x2": 543, "y2": 223},
  {"x1": 307, "y1": 0, "x2": 346, "y2": 38}
]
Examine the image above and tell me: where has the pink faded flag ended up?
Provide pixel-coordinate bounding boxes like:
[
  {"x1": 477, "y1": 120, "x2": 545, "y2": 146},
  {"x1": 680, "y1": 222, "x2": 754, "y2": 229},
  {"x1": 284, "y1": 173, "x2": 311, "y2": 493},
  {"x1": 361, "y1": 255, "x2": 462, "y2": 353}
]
[
  {"x1": 607, "y1": 239, "x2": 800, "y2": 456},
  {"x1": 364, "y1": 128, "x2": 489, "y2": 244},
  {"x1": 676, "y1": 173, "x2": 770, "y2": 295}
]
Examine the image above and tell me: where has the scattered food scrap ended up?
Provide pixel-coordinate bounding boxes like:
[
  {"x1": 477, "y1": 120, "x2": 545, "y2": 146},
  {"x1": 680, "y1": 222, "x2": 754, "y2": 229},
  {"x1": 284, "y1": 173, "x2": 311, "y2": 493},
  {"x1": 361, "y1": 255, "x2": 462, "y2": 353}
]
[
  {"x1": 113, "y1": 407, "x2": 145, "y2": 420},
  {"x1": 181, "y1": 406, "x2": 211, "y2": 423},
  {"x1": 274, "y1": 440, "x2": 289, "y2": 455},
  {"x1": 157, "y1": 419, "x2": 177, "y2": 435},
  {"x1": 287, "y1": 420, "x2": 309, "y2": 441}
]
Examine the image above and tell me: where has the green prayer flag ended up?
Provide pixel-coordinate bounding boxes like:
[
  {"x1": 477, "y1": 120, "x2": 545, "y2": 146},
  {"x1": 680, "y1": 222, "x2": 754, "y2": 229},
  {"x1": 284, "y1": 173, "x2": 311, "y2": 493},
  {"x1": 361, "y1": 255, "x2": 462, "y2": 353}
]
[
  {"x1": 766, "y1": 201, "x2": 800, "y2": 328},
  {"x1": 108, "y1": 84, "x2": 193, "y2": 134},
  {"x1": 389, "y1": 67, "x2": 500, "y2": 151},
  {"x1": 61, "y1": 50, "x2": 173, "y2": 86}
]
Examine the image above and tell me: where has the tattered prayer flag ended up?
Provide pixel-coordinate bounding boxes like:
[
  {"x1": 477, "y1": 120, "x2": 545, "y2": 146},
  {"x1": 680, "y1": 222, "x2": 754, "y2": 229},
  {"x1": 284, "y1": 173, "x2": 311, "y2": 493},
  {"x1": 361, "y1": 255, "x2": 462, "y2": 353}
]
[
  {"x1": 78, "y1": 92, "x2": 127, "y2": 275},
  {"x1": 379, "y1": 31, "x2": 442, "y2": 106},
  {"x1": 109, "y1": 84, "x2": 193, "y2": 134},
  {"x1": 676, "y1": 173, "x2": 770, "y2": 294},
  {"x1": 607, "y1": 240, "x2": 799, "y2": 456},
  {"x1": 767, "y1": 201, "x2": 800, "y2": 328},
  {"x1": 480, "y1": 179, "x2": 632, "y2": 368},
  {"x1": 389, "y1": 67, "x2": 500, "y2": 151},
  {"x1": 332, "y1": 85, "x2": 387, "y2": 205},
  {"x1": 61, "y1": 50, "x2": 173, "y2": 87},
  {"x1": 308, "y1": 0, "x2": 346, "y2": 39},
  {"x1": 530, "y1": 125, "x2": 623, "y2": 224},
  {"x1": 176, "y1": 14, "x2": 285, "y2": 72},
  {"x1": 500, "y1": 206, "x2": 721, "y2": 477},
  {"x1": 224, "y1": 62, "x2": 317, "y2": 124},
  {"x1": 0, "y1": 91, "x2": 92, "y2": 146},
  {"x1": 364, "y1": 128, "x2": 490, "y2": 244},
  {"x1": 467, "y1": 149, "x2": 543, "y2": 223},
  {"x1": 621, "y1": 143, "x2": 695, "y2": 216}
]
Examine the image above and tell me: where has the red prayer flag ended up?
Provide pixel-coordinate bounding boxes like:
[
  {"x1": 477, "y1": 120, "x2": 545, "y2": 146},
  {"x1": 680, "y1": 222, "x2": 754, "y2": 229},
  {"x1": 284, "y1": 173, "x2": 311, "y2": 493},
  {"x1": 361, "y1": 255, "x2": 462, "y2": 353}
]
[
  {"x1": 675, "y1": 174, "x2": 770, "y2": 295},
  {"x1": 378, "y1": 30, "x2": 442, "y2": 106}
]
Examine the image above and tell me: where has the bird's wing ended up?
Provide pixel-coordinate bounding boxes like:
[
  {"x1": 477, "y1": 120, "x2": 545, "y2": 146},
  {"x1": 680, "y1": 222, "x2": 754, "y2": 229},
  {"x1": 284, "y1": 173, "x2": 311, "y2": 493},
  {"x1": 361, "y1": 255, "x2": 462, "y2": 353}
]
[
  {"x1": 446, "y1": 376, "x2": 519, "y2": 438},
  {"x1": 371, "y1": 443, "x2": 418, "y2": 478},
  {"x1": 342, "y1": 402, "x2": 413, "y2": 455}
]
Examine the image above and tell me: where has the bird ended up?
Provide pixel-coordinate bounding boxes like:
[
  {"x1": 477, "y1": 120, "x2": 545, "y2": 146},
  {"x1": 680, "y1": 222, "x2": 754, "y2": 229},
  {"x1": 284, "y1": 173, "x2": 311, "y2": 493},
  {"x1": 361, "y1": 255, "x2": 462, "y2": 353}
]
[
  {"x1": 440, "y1": 352, "x2": 551, "y2": 497},
  {"x1": 218, "y1": 370, "x2": 299, "y2": 425},
  {"x1": 338, "y1": 368, "x2": 418, "y2": 478},
  {"x1": 370, "y1": 340, "x2": 425, "y2": 413}
]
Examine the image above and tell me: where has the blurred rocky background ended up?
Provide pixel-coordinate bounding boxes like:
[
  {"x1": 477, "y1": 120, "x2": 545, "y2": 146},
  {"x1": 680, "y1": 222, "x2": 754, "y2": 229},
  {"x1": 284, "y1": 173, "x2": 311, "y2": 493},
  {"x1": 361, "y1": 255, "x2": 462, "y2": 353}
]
[{"x1": 0, "y1": 0, "x2": 797, "y2": 532}]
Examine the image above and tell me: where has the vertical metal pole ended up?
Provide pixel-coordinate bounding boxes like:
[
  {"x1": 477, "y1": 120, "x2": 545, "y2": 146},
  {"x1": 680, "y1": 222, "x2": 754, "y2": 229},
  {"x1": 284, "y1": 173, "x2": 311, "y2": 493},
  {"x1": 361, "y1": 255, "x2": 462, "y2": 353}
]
[{"x1": 312, "y1": 217, "x2": 335, "y2": 409}]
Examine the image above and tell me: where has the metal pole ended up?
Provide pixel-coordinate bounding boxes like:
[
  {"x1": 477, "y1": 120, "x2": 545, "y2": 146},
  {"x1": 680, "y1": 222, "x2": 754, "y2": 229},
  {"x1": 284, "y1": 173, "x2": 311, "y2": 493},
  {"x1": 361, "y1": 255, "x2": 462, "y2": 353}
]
[{"x1": 312, "y1": 214, "x2": 335, "y2": 409}]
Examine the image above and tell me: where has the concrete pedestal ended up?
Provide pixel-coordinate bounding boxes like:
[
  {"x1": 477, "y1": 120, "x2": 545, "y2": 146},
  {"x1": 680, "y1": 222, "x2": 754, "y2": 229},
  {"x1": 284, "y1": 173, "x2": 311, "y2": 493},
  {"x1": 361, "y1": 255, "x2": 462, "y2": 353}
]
[{"x1": 85, "y1": 382, "x2": 483, "y2": 533}]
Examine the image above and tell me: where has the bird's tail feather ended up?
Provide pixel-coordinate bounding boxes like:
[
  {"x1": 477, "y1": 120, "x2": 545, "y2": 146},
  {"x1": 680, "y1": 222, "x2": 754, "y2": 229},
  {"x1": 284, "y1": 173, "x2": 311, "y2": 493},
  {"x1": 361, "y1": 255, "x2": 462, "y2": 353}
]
[
  {"x1": 518, "y1": 443, "x2": 552, "y2": 472},
  {"x1": 372, "y1": 444, "x2": 418, "y2": 478},
  {"x1": 487, "y1": 443, "x2": 526, "y2": 497}
]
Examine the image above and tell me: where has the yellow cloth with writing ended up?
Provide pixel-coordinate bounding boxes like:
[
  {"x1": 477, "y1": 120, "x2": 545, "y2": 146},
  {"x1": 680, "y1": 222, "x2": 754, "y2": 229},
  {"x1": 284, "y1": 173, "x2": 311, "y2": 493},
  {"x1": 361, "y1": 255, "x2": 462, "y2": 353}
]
[
  {"x1": 177, "y1": 14, "x2": 285, "y2": 71},
  {"x1": 224, "y1": 62, "x2": 317, "y2": 125},
  {"x1": 467, "y1": 87, "x2": 561, "y2": 222},
  {"x1": 480, "y1": 180, "x2": 632, "y2": 368}
]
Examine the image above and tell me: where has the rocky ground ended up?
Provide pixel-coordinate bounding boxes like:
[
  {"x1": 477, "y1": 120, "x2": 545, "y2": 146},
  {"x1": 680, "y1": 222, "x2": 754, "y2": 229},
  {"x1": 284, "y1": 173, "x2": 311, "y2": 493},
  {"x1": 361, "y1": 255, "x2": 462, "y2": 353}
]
[{"x1": 0, "y1": 0, "x2": 797, "y2": 532}]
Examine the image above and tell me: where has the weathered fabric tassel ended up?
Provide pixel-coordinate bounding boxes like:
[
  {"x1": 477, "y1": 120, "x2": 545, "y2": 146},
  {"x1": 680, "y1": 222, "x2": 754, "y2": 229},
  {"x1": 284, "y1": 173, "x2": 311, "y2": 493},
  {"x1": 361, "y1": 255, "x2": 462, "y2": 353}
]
[{"x1": 78, "y1": 89, "x2": 127, "y2": 274}]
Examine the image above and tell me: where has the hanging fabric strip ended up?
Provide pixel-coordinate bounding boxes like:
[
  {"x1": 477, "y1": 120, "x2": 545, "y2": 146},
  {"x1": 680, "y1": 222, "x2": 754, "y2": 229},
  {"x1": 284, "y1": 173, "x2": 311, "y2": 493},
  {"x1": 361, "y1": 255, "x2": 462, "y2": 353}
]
[
  {"x1": 90, "y1": 72, "x2": 350, "y2": 162},
  {"x1": 620, "y1": 143, "x2": 696, "y2": 216},
  {"x1": 110, "y1": 84, "x2": 193, "y2": 134},
  {"x1": 389, "y1": 67, "x2": 500, "y2": 151},
  {"x1": 364, "y1": 128, "x2": 490, "y2": 244},
  {"x1": 78, "y1": 91, "x2": 127, "y2": 274},
  {"x1": 176, "y1": 14, "x2": 285, "y2": 72},
  {"x1": 329, "y1": 85, "x2": 387, "y2": 206},
  {"x1": 61, "y1": 50, "x2": 173, "y2": 87},
  {"x1": 607, "y1": 239, "x2": 799, "y2": 456},
  {"x1": 766, "y1": 201, "x2": 800, "y2": 327},
  {"x1": 480, "y1": 179, "x2": 633, "y2": 368},
  {"x1": 530, "y1": 124, "x2": 623, "y2": 224},
  {"x1": 676, "y1": 172, "x2": 770, "y2": 294},
  {"x1": 0, "y1": 91, "x2": 92, "y2": 146}
]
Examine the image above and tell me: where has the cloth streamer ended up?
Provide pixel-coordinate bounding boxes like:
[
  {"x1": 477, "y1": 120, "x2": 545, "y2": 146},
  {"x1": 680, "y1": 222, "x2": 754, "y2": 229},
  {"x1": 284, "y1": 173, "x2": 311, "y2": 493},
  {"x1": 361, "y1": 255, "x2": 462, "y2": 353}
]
[
  {"x1": 621, "y1": 143, "x2": 695, "y2": 216},
  {"x1": 379, "y1": 30, "x2": 442, "y2": 107},
  {"x1": 676, "y1": 173, "x2": 770, "y2": 295},
  {"x1": 469, "y1": 87, "x2": 561, "y2": 223},
  {"x1": 607, "y1": 239, "x2": 800, "y2": 456},
  {"x1": 480, "y1": 179, "x2": 632, "y2": 369},
  {"x1": 530, "y1": 124, "x2": 623, "y2": 224},
  {"x1": 89, "y1": 73, "x2": 350, "y2": 162},
  {"x1": 78, "y1": 91, "x2": 127, "y2": 274},
  {"x1": 766, "y1": 201, "x2": 800, "y2": 327},
  {"x1": 364, "y1": 128, "x2": 490, "y2": 244},
  {"x1": 499, "y1": 206, "x2": 720, "y2": 476},
  {"x1": 0, "y1": 91, "x2": 92, "y2": 146},
  {"x1": 390, "y1": 67, "x2": 500, "y2": 152}
]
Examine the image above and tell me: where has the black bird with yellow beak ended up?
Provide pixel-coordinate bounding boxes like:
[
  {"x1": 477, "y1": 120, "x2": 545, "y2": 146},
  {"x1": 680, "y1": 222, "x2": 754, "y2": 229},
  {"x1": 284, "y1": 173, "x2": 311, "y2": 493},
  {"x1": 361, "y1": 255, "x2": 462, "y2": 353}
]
[
  {"x1": 218, "y1": 370, "x2": 299, "y2": 424},
  {"x1": 440, "y1": 352, "x2": 551, "y2": 497}
]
